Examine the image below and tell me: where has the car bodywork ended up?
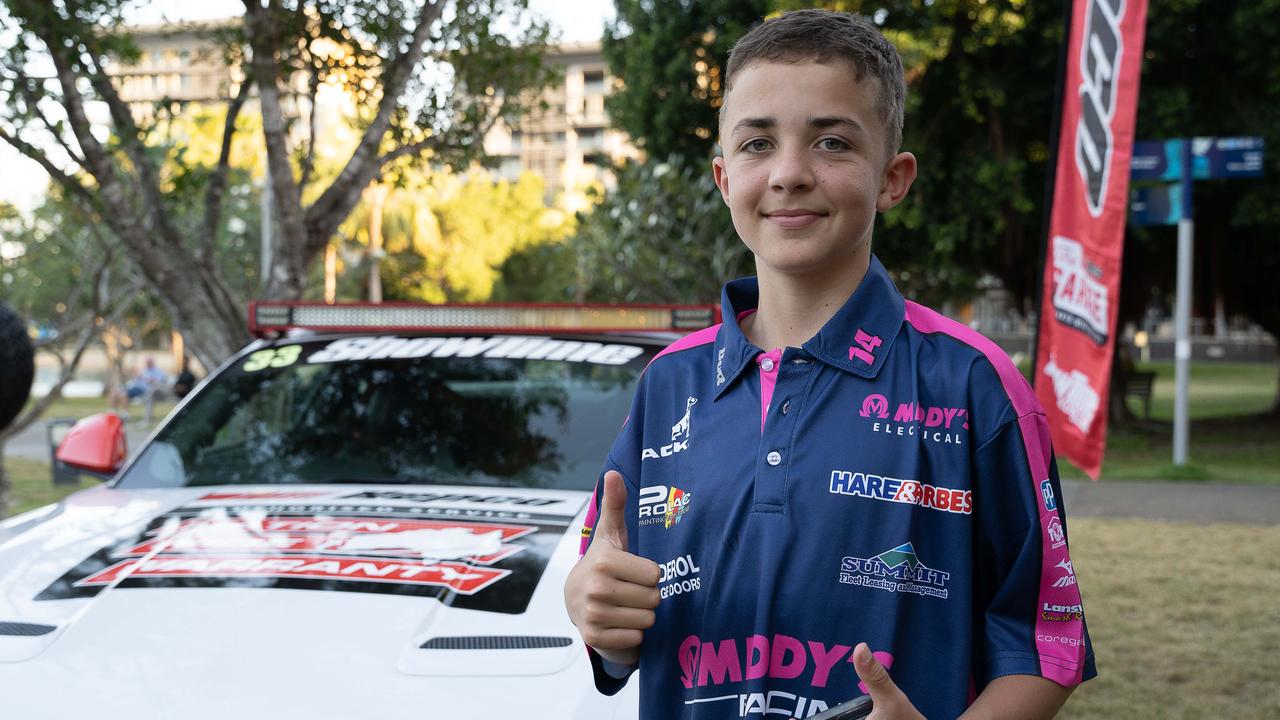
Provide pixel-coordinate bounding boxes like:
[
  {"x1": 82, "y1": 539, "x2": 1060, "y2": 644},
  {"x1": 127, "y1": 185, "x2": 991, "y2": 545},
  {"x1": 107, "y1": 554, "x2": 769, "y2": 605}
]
[{"x1": 0, "y1": 324, "x2": 691, "y2": 718}]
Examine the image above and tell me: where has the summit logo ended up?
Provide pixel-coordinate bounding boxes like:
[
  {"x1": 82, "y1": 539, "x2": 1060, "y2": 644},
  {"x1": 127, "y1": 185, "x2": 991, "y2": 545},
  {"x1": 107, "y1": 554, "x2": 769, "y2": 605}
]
[{"x1": 839, "y1": 542, "x2": 950, "y2": 599}]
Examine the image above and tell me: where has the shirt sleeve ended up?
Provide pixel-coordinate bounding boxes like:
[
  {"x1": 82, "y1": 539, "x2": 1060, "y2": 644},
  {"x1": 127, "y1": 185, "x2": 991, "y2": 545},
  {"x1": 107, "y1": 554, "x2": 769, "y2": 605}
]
[
  {"x1": 576, "y1": 383, "x2": 647, "y2": 696},
  {"x1": 971, "y1": 410, "x2": 1097, "y2": 690}
]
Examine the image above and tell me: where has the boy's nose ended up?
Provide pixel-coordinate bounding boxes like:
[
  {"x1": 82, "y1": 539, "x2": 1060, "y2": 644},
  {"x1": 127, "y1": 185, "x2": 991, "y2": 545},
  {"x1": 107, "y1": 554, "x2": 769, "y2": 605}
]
[{"x1": 768, "y1": 146, "x2": 815, "y2": 192}]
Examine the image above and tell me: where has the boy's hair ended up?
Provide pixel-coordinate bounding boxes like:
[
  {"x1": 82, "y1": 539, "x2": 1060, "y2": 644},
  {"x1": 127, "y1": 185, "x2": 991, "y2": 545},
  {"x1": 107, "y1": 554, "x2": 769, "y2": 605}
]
[{"x1": 720, "y1": 9, "x2": 906, "y2": 157}]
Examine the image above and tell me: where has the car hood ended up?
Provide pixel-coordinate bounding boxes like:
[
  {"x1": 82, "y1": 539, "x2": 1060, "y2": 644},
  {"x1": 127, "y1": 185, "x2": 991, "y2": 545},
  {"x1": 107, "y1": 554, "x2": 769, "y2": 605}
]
[{"x1": 0, "y1": 484, "x2": 634, "y2": 719}]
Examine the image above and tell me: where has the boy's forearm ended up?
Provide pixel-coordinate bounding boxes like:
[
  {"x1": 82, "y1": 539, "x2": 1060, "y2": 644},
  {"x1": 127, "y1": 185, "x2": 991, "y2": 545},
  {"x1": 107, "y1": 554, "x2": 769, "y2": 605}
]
[{"x1": 958, "y1": 675, "x2": 1074, "y2": 720}]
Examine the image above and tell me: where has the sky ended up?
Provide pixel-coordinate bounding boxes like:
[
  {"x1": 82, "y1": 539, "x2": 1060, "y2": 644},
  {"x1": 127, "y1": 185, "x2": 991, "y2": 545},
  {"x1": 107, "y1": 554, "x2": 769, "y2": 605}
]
[{"x1": 0, "y1": 0, "x2": 614, "y2": 211}]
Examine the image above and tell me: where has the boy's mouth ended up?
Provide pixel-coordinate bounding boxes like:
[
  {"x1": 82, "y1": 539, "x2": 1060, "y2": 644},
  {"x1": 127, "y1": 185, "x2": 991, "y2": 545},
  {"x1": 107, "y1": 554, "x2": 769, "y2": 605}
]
[{"x1": 764, "y1": 209, "x2": 826, "y2": 229}]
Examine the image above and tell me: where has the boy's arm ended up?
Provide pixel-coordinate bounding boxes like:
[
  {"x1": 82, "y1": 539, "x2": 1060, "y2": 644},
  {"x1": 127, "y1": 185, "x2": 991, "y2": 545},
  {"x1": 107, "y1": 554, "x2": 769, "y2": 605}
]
[{"x1": 958, "y1": 675, "x2": 1073, "y2": 719}]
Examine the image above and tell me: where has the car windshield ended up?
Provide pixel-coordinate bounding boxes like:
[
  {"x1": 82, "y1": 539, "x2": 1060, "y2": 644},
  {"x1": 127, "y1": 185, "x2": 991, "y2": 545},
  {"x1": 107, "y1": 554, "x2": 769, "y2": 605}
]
[{"x1": 116, "y1": 335, "x2": 652, "y2": 492}]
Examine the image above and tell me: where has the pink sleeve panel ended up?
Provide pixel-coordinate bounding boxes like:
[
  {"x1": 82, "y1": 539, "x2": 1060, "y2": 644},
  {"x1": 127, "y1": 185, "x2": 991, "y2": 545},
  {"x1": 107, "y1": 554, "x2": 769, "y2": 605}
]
[{"x1": 904, "y1": 301, "x2": 1087, "y2": 687}]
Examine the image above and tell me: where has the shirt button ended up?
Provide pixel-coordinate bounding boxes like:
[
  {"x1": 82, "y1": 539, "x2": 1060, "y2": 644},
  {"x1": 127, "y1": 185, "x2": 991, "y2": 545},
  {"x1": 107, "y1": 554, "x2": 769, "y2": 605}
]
[
  {"x1": 781, "y1": 400, "x2": 791, "y2": 415},
  {"x1": 760, "y1": 358, "x2": 775, "y2": 372},
  {"x1": 766, "y1": 451, "x2": 782, "y2": 466}
]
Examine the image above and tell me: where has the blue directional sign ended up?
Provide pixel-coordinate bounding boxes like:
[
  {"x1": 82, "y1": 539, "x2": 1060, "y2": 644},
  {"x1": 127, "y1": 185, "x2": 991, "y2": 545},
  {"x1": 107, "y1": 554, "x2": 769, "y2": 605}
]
[
  {"x1": 1192, "y1": 136, "x2": 1264, "y2": 179},
  {"x1": 1129, "y1": 184, "x2": 1182, "y2": 226},
  {"x1": 1131, "y1": 140, "x2": 1182, "y2": 182},
  {"x1": 1131, "y1": 137, "x2": 1264, "y2": 181}
]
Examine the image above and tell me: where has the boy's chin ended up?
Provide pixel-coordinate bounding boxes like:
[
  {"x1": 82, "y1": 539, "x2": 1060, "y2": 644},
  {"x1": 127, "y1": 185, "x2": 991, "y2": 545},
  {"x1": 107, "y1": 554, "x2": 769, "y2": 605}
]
[{"x1": 751, "y1": 244, "x2": 870, "y2": 280}]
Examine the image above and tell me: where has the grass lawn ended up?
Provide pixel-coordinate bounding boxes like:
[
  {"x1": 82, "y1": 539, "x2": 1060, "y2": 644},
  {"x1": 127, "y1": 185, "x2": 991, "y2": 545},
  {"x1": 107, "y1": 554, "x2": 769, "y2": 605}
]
[
  {"x1": 5, "y1": 456, "x2": 92, "y2": 517},
  {"x1": 1061, "y1": 517, "x2": 1280, "y2": 719},
  {"x1": 1051, "y1": 361, "x2": 1280, "y2": 484},
  {"x1": 25, "y1": 395, "x2": 177, "y2": 425}
]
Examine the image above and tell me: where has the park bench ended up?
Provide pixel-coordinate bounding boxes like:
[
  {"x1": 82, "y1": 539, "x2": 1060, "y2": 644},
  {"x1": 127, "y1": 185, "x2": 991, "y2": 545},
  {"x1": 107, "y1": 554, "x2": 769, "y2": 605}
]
[{"x1": 1123, "y1": 370, "x2": 1157, "y2": 420}]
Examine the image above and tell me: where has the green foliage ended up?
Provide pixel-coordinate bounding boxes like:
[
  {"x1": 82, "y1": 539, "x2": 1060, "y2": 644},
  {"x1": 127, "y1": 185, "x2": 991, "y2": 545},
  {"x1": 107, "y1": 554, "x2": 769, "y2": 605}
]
[
  {"x1": 604, "y1": 0, "x2": 769, "y2": 162},
  {"x1": 566, "y1": 156, "x2": 750, "y2": 304},
  {"x1": 340, "y1": 170, "x2": 572, "y2": 302}
]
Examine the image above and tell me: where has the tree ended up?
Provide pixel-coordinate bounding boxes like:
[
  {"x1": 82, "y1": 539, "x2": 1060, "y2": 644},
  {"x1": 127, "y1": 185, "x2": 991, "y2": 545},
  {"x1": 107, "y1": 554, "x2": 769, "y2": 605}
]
[
  {"x1": 0, "y1": 0, "x2": 555, "y2": 368},
  {"x1": 0, "y1": 194, "x2": 143, "y2": 518},
  {"x1": 340, "y1": 168, "x2": 572, "y2": 302},
  {"x1": 566, "y1": 157, "x2": 750, "y2": 304},
  {"x1": 604, "y1": 0, "x2": 769, "y2": 163}
]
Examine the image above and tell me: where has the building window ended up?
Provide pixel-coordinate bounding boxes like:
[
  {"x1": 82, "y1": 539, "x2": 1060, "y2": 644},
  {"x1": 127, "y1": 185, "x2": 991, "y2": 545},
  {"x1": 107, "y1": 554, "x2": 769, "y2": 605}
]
[
  {"x1": 510, "y1": 131, "x2": 522, "y2": 152},
  {"x1": 578, "y1": 127, "x2": 604, "y2": 151},
  {"x1": 583, "y1": 70, "x2": 605, "y2": 94}
]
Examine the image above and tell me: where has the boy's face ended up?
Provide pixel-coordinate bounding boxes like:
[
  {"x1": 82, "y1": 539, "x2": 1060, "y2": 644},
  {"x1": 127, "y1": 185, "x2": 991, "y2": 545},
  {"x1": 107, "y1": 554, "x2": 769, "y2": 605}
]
[{"x1": 713, "y1": 60, "x2": 915, "y2": 281}]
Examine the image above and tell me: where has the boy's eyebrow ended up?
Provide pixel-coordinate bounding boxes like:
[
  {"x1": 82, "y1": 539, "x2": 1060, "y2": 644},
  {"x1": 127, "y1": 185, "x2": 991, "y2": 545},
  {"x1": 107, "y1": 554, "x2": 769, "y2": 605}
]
[
  {"x1": 729, "y1": 116, "x2": 868, "y2": 138},
  {"x1": 810, "y1": 116, "x2": 867, "y2": 135},
  {"x1": 730, "y1": 117, "x2": 775, "y2": 137}
]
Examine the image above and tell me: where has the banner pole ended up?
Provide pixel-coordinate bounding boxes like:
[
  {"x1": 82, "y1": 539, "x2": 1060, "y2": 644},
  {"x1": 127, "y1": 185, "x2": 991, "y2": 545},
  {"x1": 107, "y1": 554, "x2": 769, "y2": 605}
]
[{"x1": 1030, "y1": 0, "x2": 1075, "y2": 383}]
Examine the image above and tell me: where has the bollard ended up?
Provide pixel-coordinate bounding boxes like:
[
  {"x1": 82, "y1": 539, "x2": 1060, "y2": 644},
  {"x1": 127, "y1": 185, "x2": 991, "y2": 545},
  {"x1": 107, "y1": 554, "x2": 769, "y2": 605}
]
[{"x1": 46, "y1": 417, "x2": 81, "y2": 486}]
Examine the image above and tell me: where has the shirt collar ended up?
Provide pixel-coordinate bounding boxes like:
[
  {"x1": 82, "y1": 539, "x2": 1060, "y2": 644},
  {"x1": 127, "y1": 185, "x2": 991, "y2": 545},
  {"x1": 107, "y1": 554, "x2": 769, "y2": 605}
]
[{"x1": 711, "y1": 255, "x2": 905, "y2": 399}]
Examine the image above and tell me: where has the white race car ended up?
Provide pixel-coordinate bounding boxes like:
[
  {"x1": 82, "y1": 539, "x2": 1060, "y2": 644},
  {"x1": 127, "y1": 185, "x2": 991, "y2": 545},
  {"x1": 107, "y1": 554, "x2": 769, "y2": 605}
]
[{"x1": 0, "y1": 302, "x2": 713, "y2": 719}]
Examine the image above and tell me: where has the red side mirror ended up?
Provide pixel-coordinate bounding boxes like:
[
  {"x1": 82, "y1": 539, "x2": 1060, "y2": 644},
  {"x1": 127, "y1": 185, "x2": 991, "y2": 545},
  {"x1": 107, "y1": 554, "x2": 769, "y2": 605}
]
[{"x1": 55, "y1": 413, "x2": 127, "y2": 476}]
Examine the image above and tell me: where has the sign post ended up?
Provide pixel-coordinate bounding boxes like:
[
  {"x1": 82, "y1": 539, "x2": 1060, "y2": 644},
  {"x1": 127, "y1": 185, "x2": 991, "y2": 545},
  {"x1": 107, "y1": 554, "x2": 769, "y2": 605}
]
[
  {"x1": 1129, "y1": 136, "x2": 1264, "y2": 466},
  {"x1": 1172, "y1": 140, "x2": 1193, "y2": 465}
]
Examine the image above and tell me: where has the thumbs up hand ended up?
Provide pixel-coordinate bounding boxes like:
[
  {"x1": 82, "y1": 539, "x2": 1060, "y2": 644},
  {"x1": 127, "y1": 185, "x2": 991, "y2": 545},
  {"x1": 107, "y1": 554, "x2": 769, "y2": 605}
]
[
  {"x1": 851, "y1": 643, "x2": 924, "y2": 719},
  {"x1": 564, "y1": 470, "x2": 662, "y2": 667}
]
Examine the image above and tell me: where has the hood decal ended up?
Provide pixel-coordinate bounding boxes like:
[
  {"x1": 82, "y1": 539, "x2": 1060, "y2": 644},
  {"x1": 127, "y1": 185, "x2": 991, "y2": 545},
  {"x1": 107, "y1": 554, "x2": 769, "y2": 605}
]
[{"x1": 35, "y1": 499, "x2": 572, "y2": 615}]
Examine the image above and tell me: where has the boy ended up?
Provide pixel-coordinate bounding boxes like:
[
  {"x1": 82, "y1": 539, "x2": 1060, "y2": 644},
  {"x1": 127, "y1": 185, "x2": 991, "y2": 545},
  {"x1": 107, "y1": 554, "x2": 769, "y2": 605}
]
[{"x1": 565, "y1": 9, "x2": 1095, "y2": 719}]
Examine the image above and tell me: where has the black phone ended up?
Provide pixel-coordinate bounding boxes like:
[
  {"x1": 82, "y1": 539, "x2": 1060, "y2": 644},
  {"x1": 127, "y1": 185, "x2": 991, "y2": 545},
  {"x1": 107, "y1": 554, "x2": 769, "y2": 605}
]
[{"x1": 805, "y1": 695, "x2": 873, "y2": 720}]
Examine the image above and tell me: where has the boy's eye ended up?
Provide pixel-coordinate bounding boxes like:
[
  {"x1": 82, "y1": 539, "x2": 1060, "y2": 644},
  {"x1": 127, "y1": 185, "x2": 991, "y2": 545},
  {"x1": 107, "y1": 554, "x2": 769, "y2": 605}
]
[
  {"x1": 818, "y1": 137, "x2": 851, "y2": 151},
  {"x1": 743, "y1": 138, "x2": 772, "y2": 153}
]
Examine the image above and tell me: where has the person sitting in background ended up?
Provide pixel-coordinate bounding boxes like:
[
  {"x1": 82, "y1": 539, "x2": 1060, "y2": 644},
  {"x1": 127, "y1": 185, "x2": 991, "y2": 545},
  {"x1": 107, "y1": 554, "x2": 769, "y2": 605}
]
[{"x1": 125, "y1": 357, "x2": 169, "y2": 401}]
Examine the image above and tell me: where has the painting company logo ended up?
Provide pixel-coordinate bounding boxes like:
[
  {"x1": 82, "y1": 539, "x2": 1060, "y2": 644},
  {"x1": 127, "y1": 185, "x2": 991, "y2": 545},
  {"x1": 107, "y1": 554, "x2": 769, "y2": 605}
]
[
  {"x1": 839, "y1": 542, "x2": 950, "y2": 599},
  {"x1": 639, "y1": 484, "x2": 692, "y2": 529},
  {"x1": 1043, "y1": 355, "x2": 1101, "y2": 433},
  {"x1": 856, "y1": 393, "x2": 968, "y2": 446},
  {"x1": 1052, "y1": 559, "x2": 1078, "y2": 588},
  {"x1": 642, "y1": 396, "x2": 698, "y2": 460},
  {"x1": 1051, "y1": 236, "x2": 1110, "y2": 345}
]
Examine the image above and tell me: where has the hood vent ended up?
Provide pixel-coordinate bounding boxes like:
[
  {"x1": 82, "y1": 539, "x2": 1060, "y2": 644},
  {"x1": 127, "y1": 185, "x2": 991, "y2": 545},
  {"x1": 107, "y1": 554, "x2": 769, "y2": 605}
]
[
  {"x1": 419, "y1": 635, "x2": 572, "y2": 650},
  {"x1": 0, "y1": 622, "x2": 57, "y2": 637}
]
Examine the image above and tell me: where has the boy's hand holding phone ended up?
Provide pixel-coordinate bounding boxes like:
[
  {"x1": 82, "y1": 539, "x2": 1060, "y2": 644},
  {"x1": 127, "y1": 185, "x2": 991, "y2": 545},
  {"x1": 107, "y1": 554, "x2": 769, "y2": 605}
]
[{"x1": 564, "y1": 471, "x2": 662, "y2": 667}]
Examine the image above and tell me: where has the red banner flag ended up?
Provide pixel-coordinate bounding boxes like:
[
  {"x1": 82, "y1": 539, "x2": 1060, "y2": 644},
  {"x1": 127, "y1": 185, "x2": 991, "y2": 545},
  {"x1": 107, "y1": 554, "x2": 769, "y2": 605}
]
[{"x1": 1034, "y1": 0, "x2": 1149, "y2": 479}]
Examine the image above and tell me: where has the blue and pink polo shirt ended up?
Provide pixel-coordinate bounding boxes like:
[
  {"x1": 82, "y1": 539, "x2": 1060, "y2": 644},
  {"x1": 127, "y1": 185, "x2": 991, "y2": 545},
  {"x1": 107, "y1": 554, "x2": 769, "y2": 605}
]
[{"x1": 579, "y1": 256, "x2": 1095, "y2": 719}]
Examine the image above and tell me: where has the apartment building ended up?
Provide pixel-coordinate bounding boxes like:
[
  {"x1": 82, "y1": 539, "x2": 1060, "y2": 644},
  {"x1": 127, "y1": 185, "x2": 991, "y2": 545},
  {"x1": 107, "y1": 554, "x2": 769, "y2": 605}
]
[
  {"x1": 109, "y1": 24, "x2": 635, "y2": 211},
  {"x1": 483, "y1": 41, "x2": 639, "y2": 212},
  {"x1": 104, "y1": 20, "x2": 243, "y2": 106}
]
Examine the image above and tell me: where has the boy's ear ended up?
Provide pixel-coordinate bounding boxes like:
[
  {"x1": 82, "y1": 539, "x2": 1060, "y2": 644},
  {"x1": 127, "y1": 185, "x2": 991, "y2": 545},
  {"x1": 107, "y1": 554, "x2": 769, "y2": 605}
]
[
  {"x1": 876, "y1": 151, "x2": 917, "y2": 212},
  {"x1": 712, "y1": 156, "x2": 731, "y2": 206}
]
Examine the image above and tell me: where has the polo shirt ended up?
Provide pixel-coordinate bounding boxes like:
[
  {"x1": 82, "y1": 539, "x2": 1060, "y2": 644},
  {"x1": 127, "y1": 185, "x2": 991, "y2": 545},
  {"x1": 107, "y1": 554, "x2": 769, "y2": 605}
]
[{"x1": 578, "y1": 256, "x2": 1096, "y2": 719}]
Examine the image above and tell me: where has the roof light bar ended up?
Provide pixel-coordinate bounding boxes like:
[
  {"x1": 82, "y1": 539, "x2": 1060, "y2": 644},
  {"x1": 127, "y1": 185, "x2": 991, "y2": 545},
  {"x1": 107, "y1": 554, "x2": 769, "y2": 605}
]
[{"x1": 249, "y1": 301, "x2": 719, "y2": 337}]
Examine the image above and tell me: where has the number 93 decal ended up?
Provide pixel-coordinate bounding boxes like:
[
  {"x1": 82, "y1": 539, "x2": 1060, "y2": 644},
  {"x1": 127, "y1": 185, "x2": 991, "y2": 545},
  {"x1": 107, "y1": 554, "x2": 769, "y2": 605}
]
[{"x1": 241, "y1": 345, "x2": 302, "y2": 372}]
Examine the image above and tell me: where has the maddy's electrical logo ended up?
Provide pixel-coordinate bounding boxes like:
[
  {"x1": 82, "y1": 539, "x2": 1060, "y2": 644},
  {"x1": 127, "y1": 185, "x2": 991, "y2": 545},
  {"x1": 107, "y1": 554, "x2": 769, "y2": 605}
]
[{"x1": 857, "y1": 393, "x2": 968, "y2": 447}]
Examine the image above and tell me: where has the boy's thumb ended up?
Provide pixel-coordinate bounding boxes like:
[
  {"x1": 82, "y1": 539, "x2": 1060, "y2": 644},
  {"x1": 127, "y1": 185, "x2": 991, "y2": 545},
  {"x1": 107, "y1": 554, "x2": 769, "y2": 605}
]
[
  {"x1": 596, "y1": 470, "x2": 630, "y2": 551},
  {"x1": 852, "y1": 642, "x2": 898, "y2": 700}
]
